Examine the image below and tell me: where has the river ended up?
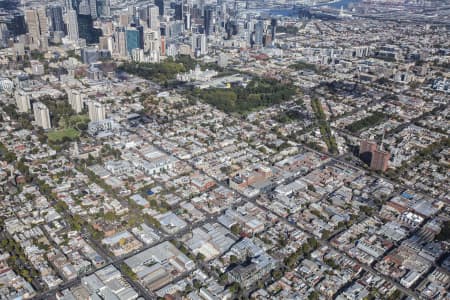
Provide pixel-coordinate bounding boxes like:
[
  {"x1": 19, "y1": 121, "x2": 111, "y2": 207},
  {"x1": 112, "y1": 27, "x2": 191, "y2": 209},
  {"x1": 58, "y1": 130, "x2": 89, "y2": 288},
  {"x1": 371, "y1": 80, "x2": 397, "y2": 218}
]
[{"x1": 266, "y1": 0, "x2": 362, "y2": 17}]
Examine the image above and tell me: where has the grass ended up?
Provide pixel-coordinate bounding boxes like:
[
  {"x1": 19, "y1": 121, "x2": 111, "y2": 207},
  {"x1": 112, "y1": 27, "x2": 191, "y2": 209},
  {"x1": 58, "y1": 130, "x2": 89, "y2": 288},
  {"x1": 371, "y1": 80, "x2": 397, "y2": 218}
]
[
  {"x1": 59, "y1": 114, "x2": 89, "y2": 128},
  {"x1": 47, "y1": 127, "x2": 80, "y2": 142}
]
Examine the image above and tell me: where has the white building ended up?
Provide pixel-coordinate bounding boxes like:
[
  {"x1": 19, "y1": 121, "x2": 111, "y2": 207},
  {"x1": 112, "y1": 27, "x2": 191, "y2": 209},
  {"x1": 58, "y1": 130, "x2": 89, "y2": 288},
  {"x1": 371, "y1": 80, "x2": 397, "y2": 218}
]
[
  {"x1": 33, "y1": 102, "x2": 51, "y2": 129},
  {"x1": 15, "y1": 89, "x2": 31, "y2": 112},
  {"x1": 67, "y1": 89, "x2": 84, "y2": 113},
  {"x1": 88, "y1": 100, "x2": 106, "y2": 122},
  {"x1": 0, "y1": 78, "x2": 14, "y2": 93},
  {"x1": 66, "y1": 9, "x2": 79, "y2": 41},
  {"x1": 176, "y1": 64, "x2": 217, "y2": 82},
  {"x1": 148, "y1": 5, "x2": 160, "y2": 31}
]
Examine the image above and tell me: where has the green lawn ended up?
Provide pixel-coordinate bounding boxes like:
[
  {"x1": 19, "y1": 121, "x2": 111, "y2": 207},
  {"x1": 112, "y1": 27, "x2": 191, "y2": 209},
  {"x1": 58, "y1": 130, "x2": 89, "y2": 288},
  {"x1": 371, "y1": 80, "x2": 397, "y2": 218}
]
[{"x1": 47, "y1": 127, "x2": 80, "y2": 142}]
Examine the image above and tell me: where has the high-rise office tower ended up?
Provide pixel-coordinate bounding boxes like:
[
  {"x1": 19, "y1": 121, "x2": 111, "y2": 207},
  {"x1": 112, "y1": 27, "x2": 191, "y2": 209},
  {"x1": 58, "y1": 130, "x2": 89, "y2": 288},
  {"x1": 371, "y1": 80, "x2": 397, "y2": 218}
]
[
  {"x1": 68, "y1": 90, "x2": 84, "y2": 113},
  {"x1": 98, "y1": 0, "x2": 111, "y2": 17},
  {"x1": 143, "y1": 29, "x2": 160, "y2": 62},
  {"x1": 184, "y1": 12, "x2": 191, "y2": 31},
  {"x1": 174, "y1": 2, "x2": 183, "y2": 20},
  {"x1": 47, "y1": 5, "x2": 65, "y2": 33},
  {"x1": 155, "y1": 0, "x2": 164, "y2": 16},
  {"x1": 37, "y1": 7, "x2": 49, "y2": 37},
  {"x1": 118, "y1": 14, "x2": 129, "y2": 27},
  {"x1": 126, "y1": 27, "x2": 141, "y2": 54},
  {"x1": 191, "y1": 33, "x2": 207, "y2": 56},
  {"x1": 89, "y1": 0, "x2": 98, "y2": 18},
  {"x1": 33, "y1": 102, "x2": 51, "y2": 129},
  {"x1": 0, "y1": 24, "x2": 8, "y2": 48},
  {"x1": 15, "y1": 90, "x2": 31, "y2": 113},
  {"x1": 148, "y1": 5, "x2": 160, "y2": 30},
  {"x1": 78, "y1": 14, "x2": 101, "y2": 43},
  {"x1": 113, "y1": 27, "x2": 127, "y2": 58},
  {"x1": 78, "y1": 0, "x2": 91, "y2": 15},
  {"x1": 66, "y1": 9, "x2": 79, "y2": 41},
  {"x1": 88, "y1": 101, "x2": 106, "y2": 122},
  {"x1": 137, "y1": 5, "x2": 148, "y2": 26},
  {"x1": 203, "y1": 6, "x2": 213, "y2": 36},
  {"x1": 254, "y1": 20, "x2": 264, "y2": 47},
  {"x1": 270, "y1": 18, "x2": 277, "y2": 42}
]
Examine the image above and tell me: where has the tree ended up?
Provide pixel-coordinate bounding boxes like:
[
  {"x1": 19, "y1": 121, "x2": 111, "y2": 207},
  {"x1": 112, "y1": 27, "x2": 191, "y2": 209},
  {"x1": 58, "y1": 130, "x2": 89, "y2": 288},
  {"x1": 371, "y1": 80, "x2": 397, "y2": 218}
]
[
  {"x1": 121, "y1": 263, "x2": 138, "y2": 281},
  {"x1": 271, "y1": 268, "x2": 283, "y2": 280},
  {"x1": 229, "y1": 282, "x2": 241, "y2": 294},
  {"x1": 219, "y1": 273, "x2": 228, "y2": 285},
  {"x1": 308, "y1": 291, "x2": 320, "y2": 300},
  {"x1": 230, "y1": 255, "x2": 239, "y2": 264},
  {"x1": 230, "y1": 224, "x2": 241, "y2": 235},
  {"x1": 193, "y1": 279, "x2": 202, "y2": 290},
  {"x1": 436, "y1": 220, "x2": 450, "y2": 242}
]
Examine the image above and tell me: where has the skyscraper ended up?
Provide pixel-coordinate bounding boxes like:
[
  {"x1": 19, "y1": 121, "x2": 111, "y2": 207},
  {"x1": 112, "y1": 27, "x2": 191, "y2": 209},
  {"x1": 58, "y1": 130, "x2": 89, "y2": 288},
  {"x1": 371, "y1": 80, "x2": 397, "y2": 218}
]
[
  {"x1": 88, "y1": 101, "x2": 106, "y2": 122},
  {"x1": 33, "y1": 102, "x2": 51, "y2": 129},
  {"x1": 203, "y1": 6, "x2": 213, "y2": 36},
  {"x1": 254, "y1": 20, "x2": 264, "y2": 47},
  {"x1": 191, "y1": 33, "x2": 207, "y2": 56},
  {"x1": 0, "y1": 24, "x2": 8, "y2": 48},
  {"x1": 47, "y1": 5, "x2": 65, "y2": 33},
  {"x1": 89, "y1": 0, "x2": 98, "y2": 18},
  {"x1": 97, "y1": 0, "x2": 111, "y2": 17},
  {"x1": 148, "y1": 5, "x2": 160, "y2": 31},
  {"x1": 174, "y1": 2, "x2": 183, "y2": 21},
  {"x1": 270, "y1": 18, "x2": 277, "y2": 42},
  {"x1": 113, "y1": 27, "x2": 127, "y2": 58},
  {"x1": 126, "y1": 27, "x2": 141, "y2": 54},
  {"x1": 66, "y1": 9, "x2": 79, "y2": 41},
  {"x1": 78, "y1": 14, "x2": 101, "y2": 43},
  {"x1": 78, "y1": 0, "x2": 91, "y2": 15},
  {"x1": 155, "y1": 0, "x2": 164, "y2": 16}
]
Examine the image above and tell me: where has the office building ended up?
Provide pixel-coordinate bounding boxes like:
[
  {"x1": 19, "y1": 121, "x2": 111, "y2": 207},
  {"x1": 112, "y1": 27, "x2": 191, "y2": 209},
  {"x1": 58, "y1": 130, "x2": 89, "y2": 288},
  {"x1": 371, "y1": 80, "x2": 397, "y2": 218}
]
[
  {"x1": 204, "y1": 6, "x2": 214, "y2": 36},
  {"x1": 174, "y1": 2, "x2": 183, "y2": 20},
  {"x1": 81, "y1": 47, "x2": 99, "y2": 64},
  {"x1": 89, "y1": 0, "x2": 98, "y2": 18},
  {"x1": 66, "y1": 9, "x2": 79, "y2": 41},
  {"x1": 192, "y1": 33, "x2": 207, "y2": 56},
  {"x1": 148, "y1": 5, "x2": 160, "y2": 30},
  {"x1": 88, "y1": 101, "x2": 106, "y2": 122},
  {"x1": 78, "y1": 0, "x2": 91, "y2": 16},
  {"x1": 78, "y1": 14, "x2": 101, "y2": 44},
  {"x1": 155, "y1": 0, "x2": 164, "y2": 16},
  {"x1": 0, "y1": 24, "x2": 8, "y2": 48},
  {"x1": 33, "y1": 102, "x2": 51, "y2": 129},
  {"x1": 47, "y1": 5, "x2": 65, "y2": 33},
  {"x1": 254, "y1": 20, "x2": 264, "y2": 47},
  {"x1": 126, "y1": 27, "x2": 141, "y2": 54},
  {"x1": 113, "y1": 27, "x2": 127, "y2": 58},
  {"x1": 98, "y1": 0, "x2": 111, "y2": 17}
]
